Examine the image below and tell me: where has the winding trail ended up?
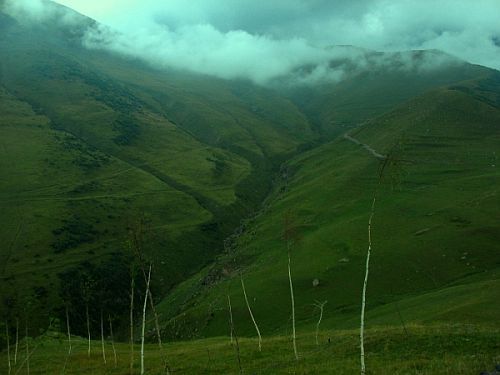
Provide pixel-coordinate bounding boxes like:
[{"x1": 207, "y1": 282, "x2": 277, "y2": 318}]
[{"x1": 344, "y1": 133, "x2": 386, "y2": 160}]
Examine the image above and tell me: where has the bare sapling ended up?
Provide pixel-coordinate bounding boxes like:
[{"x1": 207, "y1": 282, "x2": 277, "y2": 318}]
[
  {"x1": 129, "y1": 221, "x2": 168, "y2": 371},
  {"x1": 283, "y1": 211, "x2": 301, "y2": 361},
  {"x1": 100, "y1": 310, "x2": 107, "y2": 365},
  {"x1": 25, "y1": 316, "x2": 29, "y2": 375},
  {"x1": 360, "y1": 155, "x2": 391, "y2": 375},
  {"x1": 287, "y1": 250, "x2": 297, "y2": 360},
  {"x1": 5, "y1": 321, "x2": 11, "y2": 374},
  {"x1": 130, "y1": 222, "x2": 161, "y2": 345},
  {"x1": 240, "y1": 275, "x2": 262, "y2": 351},
  {"x1": 82, "y1": 278, "x2": 94, "y2": 359},
  {"x1": 66, "y1": 305, "x2": 72, "y2": 355},
  {"x1": 141, "y1": 264, "x2": 152, "y2": 375},
  {"x1": 147, "y1": 286, "x2": 162, "y2": 348},
  {"x1": 109, "y1": 315, "x2": 118, "y2": 368},
  {"x1": 14, "y1": 318, "x2": 18, "y2": 365},
  {"x1": 227, "y1": 295, "x2": 242, "y2": 374},
  {"x1": 62, "y1": 305, "x2": 72, "y2": 374},
  {"x1": 227, "y1": 295, "x2": 234, "y2": 345},
  {"x1": 360, "y1": 187, "x2": 377, "y2": 375},
  {"x1": 129, "y1": 270, "x2": 135, "y2": 375},
  {"x1": 314, "y1": 300, "x2": 327, "y2": 346},
  {"x1": 86, "y1": 304, "x2": 91, "y2": 358}
]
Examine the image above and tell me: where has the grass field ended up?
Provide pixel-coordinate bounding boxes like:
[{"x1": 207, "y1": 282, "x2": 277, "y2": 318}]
[{"x1": 0, "y1": 324, "x2": 498, "y2": 374}]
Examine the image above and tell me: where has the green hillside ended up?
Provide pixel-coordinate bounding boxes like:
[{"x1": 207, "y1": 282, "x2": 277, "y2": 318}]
[
  {"x1": 286, "y1": 49, "x2": 491, "y2": 137},
  {"x1": 0, "y1": 2, "x2": 499, "y2": 373},
  {"x1": 0, "y1": 5, "x2": 315, "y2": 330},
  {"x1": 155, "y1": 73, "x2": 500, "y2": 340}
]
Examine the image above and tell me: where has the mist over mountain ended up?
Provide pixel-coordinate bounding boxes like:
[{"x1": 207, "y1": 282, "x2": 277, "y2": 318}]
[
  {"x1": 0, "y1": 1, "x2": 499, "y2": 374},
  {"x1": 4, "y1": 0, "x2": 500, "y2": 85}
]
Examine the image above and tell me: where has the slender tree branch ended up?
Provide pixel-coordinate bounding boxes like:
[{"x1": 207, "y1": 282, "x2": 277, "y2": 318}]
[
  {"x1": 240, "y1": 275, "x2": 262, "y2": 351},
  {"x1": 100, "y1": 310, "x2": 107, "y2": 365},
  {"x1": 109, "y1": 315, "x2": 117, "y2": 368},
  {"x1": 5, "y1": 321, "x2": 11, "y2": 375},
  {"x1": 314, "y1": 301, "x2": 327, "y2": 346},
  {"x1": 141, "y1": 264, "x2": 152, "y2": 375}
]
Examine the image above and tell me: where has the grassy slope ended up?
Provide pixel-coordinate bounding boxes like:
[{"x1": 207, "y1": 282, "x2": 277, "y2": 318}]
[
  {"x1": 0, "y1": 85, "x2": 214, "y2": 326},
  {"x1": 1, "y1": 4, "x2": 499, "y2": 371},
  {"x1": 0, "y1": 8, "x2": 315, "y2": 329},
  {"x1": 288, "y1": 50, "x2": 491, "y2": 136},
  {"x1": 155, "y1": 73, "x2": 500, "y2": 341},
  {"x1": 0, "y1": 325, "x2": 499, "y2": 374}
]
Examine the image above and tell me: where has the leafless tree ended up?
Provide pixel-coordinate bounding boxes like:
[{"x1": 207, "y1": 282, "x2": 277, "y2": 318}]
[
  {"x1": 61, "y1": 305, "x2": 72, "y2": 374},
  {"x1": 227, "y1": 295, "x2": 242, "y2": 374},
  {"x1": 5, "y1": 321, "x2": 11, "y2": 374},
  {"x1": 314, "y1": 301, "x2": 327, "y2": 346},
  {"x1": 129, "y1": 267, "x2": 135, "y2": 375},
  {"x1": 109, "y1": 315, "x2": 118, "y2": 368},
  {"x1": 14, "y1": 318, "x2": 18, "y2": 365},
  {"x1": 227, "y1": 295, "x2": 234, "y2": 345},
  {"x1": 283, "y1": 210, "x2": 301, "y2": 361},
  {"x1": 25, "y1": 316, "x2": 29, "y2": 375},
  {"x1": 100, "y1": 310, "x2": 107, "y2": 365},
  {"x1": 360, "y1": 154, "x2": 392, "y2": 375},
  {"x1": 240, "y1": 275, "x2": 262, "y2": 351},
  {"x1": 141, "y1": 264, "x2": 152, "y2": 375}
]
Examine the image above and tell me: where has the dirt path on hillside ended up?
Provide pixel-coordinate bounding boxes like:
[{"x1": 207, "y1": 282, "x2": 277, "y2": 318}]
[{"x1": 344, "y1": 133, "x2": 386, "y2": 160}]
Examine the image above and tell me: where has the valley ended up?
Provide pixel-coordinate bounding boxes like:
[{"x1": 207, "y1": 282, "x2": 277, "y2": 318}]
[{"x1": 0, "y1": 1, "x2": 499, "y2": 374}]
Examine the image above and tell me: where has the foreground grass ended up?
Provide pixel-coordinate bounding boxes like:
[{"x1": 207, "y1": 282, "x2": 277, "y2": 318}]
[{"x1": 1, "y1": 324, "x2": 498, "y2": 374}]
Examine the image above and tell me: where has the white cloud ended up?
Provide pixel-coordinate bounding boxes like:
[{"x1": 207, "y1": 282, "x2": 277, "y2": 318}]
[
  {"x1": 83, "y1": 23, "x2": 359, "y2": 85},
  {"x1": 4, "y1": 0, "x2": 500, "y2": 84}
]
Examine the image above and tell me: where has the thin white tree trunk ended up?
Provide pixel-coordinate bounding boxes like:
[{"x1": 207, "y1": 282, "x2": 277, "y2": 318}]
[
  {"x1": 287, "y1": 247, "x2": 298, "y2": 360},
  {"x1": 141, "y1": 265, "x2": 152, "y2": 375},
  {"x1": 25, "y1": 319, "x2": 29, "y2": 375},
  {"x1": 62, "y1": 305, "x2": 72, "y2": 374},
  {"x1": 109, "y1": 315, "x2": 117, "y2": 367},
  {"x1": 228, "y1": 296, "x2": 242, "y2": 374},
  {"x1": 86, "y1": 304, "x2": 91, "y2": 358},
  {"x1": 148, "y1": 291, "x2": 162, "y2": 348},
  {"x1": 5, "y1": 321, "x2": 11, "y2": 375},
  {"x1": 360, "y1": 196, "x2": 376, "y2": 375},
  {"x1": 130, "y1": 276, "x2": 135, "y2": 375},
  {"x1": 315, "y1": 301, "x2": 327, "y2": 346},
  {"x1": 14, "y1": 318, "x2": 18, "y2": 365},
  {"x1": 66, "y1": 306, "x2": 72, "y2": 355},
  {"x1": 138, "y1": 261, "x2": 162, "y2": 349},
  {"x1": 240, "y1": 276, "x2": 262, "y2": 351},
  {"x1": 100, "y1": 311, "x2": 107, "y2": 365},
  {"x1": 227, "y1": 295, "x2": 234, "y2": 344}
]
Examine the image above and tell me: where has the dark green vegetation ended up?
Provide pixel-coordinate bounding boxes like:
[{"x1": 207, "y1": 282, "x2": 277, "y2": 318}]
[{"x1": 0, "y1": 2, "x2": 499, "y2": 373}]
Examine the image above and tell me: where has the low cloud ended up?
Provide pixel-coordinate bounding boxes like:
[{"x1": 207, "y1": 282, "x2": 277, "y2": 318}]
[
  {"x1": 83, "y1": 23, "x2": 366, "y2": 85},
  {"x1": 3, "y1": 0, "x2": 499, "y2": 85},
  {"x1": 4, "y1": 0, "x2": 81, "y2": 25}
]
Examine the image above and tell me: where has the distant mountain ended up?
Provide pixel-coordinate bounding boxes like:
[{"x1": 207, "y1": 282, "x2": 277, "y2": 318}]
[{"x1": 284, "y1": 48, "x2": 492, "y2": 137}]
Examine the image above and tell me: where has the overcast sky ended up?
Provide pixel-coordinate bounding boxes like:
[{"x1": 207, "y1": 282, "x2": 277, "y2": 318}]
[{"x1": 5, "y1": 0, "x2": 500, "y2": 84}]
